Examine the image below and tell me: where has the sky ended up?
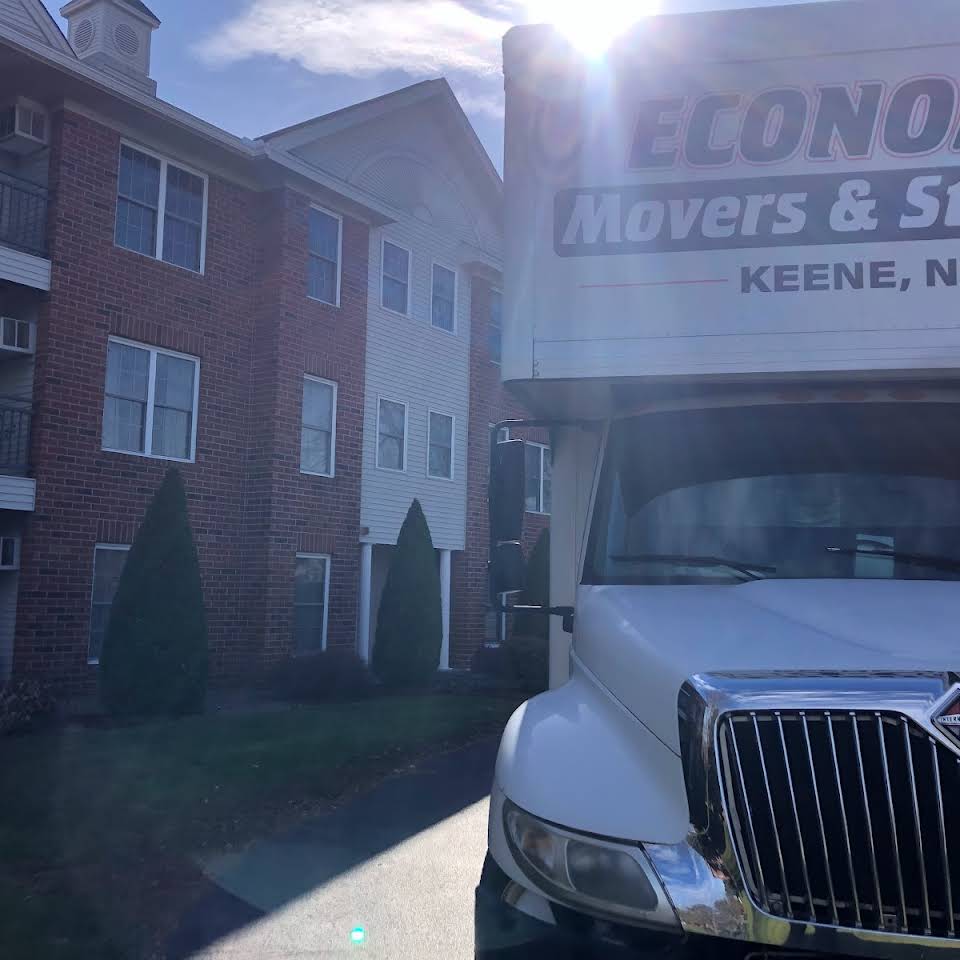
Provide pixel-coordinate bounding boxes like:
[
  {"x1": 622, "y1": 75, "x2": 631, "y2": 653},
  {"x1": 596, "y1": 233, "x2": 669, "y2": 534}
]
[{"x1": 40, "y1": 0, "x2": 826, "y2": 170}]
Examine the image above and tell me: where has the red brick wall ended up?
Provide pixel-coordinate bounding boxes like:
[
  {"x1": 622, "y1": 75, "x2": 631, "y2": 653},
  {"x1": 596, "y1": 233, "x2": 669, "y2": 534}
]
[
  {"x1": 13, "y1": 110, "x2": 367, "y2": 694},
  {"x1": 451, "y1": 273, "x2": 548, "y2": 669},
  {"x1": 244, "y1": 187, "x2": 368, "y2": 663}
]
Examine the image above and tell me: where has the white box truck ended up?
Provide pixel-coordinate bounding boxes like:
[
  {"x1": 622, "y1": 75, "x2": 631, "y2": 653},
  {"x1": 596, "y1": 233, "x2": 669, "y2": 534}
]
[{"x1": 477, "y1": 2, "x2": 960, "y2": 957}]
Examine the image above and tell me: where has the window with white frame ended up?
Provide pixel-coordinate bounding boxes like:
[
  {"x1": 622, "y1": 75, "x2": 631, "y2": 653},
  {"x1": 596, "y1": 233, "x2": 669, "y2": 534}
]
[
  {"x1": 102, "y1": 338, "x2": 200, "y2": 461},
  {"x1": 525, "y1": 442, "x2": 552, "y2": 514},
  {"x1": 115, "y1": 143, "x2": 207, "y2": 272},
  {"x1": 89, "y1": 544, "x2": 129, "y2": 664},
  {"x1": 307, "y1": 207, "x2": 341, "y2": 305},
  {"x1": 294, "y1": 553, "x2": 330, "y2": 653},
  {"x1": 428, "y1": 412, "x2": 454, "y2": 479},
  {"x1": 381, "y1": 240, "x2": 410, "y2": 314},
  {"x1": 301, "y1": 376, "x2": 336, "y2": 476},
  {"x1": 431, "y1": 264, "x2": 456, "y2": 332},
  {"x1": 377, "y1": 398, "x2": 407, "y2": 470},
  {"x1": 488, "y1": 289, "x2": 502, "y2": 364}
]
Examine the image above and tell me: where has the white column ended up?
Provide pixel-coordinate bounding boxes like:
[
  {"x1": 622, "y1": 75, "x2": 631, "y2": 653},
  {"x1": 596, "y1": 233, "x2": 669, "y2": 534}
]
[
  {"x1": 358, "y1": 542, "x2": 373, "y2": 663},
  {"x1": 439, "y1": 548, "x2": 451, "y2": 670}
]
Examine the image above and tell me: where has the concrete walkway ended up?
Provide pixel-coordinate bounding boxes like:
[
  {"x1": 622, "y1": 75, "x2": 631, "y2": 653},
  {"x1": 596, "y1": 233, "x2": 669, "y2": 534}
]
[{"x1": 167, "y1": 738, "x2": 499, "y2": 960}]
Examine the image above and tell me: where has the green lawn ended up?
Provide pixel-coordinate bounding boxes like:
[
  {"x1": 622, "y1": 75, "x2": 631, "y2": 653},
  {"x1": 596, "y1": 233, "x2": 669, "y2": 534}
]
[{"x1": 0, "y1": 694, "x2": 521, "y2": 960}]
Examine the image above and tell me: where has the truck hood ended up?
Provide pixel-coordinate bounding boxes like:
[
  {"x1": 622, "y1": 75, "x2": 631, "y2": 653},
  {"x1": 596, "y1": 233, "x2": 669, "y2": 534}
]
[{"x1": 575, "y1": 579, "x2": 960, "y2": 755}]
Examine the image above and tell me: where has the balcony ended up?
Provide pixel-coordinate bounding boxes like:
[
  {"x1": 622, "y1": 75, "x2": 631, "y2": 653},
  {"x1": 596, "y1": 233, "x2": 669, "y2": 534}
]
[
  {"x1": 0, "y1": 402, "x2": 34, "y2": 511},
  {"x1": 0, "y1": 172, "x2": 50, "y2": 291}
]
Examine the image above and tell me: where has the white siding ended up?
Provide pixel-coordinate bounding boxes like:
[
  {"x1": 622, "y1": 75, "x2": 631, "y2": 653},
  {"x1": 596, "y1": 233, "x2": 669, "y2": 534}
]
[
  {"x1": 361, "y1": 216, "x2": 472, "y2": 550},
  {"x1": 0, "y1": 476, "x2": 35, "y2": 511},
  {"x1": 292, "y1": 102, "x2": 500, "y2": 254},
  {"x1": 0, "y1": 247, "x2": 50, "y2": 291},
  {"x1": 0, "y1": 0, "x2": 44, "y2": 41}
]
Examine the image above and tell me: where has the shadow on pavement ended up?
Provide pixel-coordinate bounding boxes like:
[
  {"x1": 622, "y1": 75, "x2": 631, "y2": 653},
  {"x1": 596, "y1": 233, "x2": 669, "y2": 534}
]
[{"x1": 166, "y1": 737, "x2": 499, "y2": 959}]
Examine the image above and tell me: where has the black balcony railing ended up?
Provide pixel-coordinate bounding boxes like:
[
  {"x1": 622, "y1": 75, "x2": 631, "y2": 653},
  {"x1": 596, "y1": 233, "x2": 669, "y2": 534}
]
[
  {"x1": 0, "y1": 404, "x2": 32, "y2": 475},
  {"x1": 0, "y1": 171, "x2": 48, "y2": 257}
]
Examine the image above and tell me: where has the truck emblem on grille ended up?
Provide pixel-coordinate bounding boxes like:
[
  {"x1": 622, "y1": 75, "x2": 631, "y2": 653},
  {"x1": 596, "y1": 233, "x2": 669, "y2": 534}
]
[{"x1": 934, "y1": 695, "x2": 960, "y2": 739}]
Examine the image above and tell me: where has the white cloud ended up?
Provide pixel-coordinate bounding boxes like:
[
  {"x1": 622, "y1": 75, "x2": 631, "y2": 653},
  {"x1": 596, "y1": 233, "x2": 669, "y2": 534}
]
[
  {"x1": 452, "y1": 86, "x2": 505, "y2": 119},
  {"x1": 196, "y1": 0, "x2": 517, "y2": 79}
]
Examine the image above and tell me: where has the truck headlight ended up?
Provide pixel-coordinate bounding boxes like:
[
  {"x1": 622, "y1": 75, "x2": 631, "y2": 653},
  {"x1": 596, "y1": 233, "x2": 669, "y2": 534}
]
[{"x1": 503, "y1": 800, "x2": 679, "y2": 928}]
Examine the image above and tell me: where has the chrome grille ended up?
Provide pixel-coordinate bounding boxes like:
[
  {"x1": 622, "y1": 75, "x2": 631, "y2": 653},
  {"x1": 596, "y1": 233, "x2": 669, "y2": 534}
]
[{"x1": 719, "y1": 711, "x2": 960, "y2": 938}]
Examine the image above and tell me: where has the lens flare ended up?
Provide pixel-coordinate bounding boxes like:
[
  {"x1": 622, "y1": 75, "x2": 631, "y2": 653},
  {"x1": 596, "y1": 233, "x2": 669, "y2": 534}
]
[{"x1": 525, "y1": 0, "x2": 660, "y2": 56}]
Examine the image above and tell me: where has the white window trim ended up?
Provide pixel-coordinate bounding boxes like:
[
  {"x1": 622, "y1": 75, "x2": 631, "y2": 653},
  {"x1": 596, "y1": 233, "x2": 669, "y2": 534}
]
[
  {"x1": 102, "y1": 335, "x2": 201, "y2": 463},
  {"x1": 307, "y1": 205, "x2": 343, "y2": 307},
  {"x1": 430, "y1": 261, "x2": 458, "y2": 335},
  {"x1": 300, "y1": 374, "x2": 338, "y2": 478},
  {"x1": 427, "y1": 409, "x2": 455, "y2": 481},
  {"x1": 526, "y1": 440, "x2": 551, "y2": 516},
  {"x1": 489, "y1": 287, "x2": 503, "y2": 365},
  {"x1": 115, "y1": 140, "x2": 209, "y2": 275},
  {"x1": 294, "y1": 552, "x2": 331, "y2": 655},
  {"x1": 88, "y1": 543, "x2": 131, "y2": 665},
  {"x1": 375, "y1": 395, "x2": 408, "y2": 472},
  {"x1": 380, "y1": 238, "x2": 412, "y2": 317}
]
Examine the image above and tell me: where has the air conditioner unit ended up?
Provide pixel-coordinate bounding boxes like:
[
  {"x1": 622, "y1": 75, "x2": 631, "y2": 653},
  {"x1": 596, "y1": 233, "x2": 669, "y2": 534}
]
[
  {"x1": 0, "y1": 317, "x2": 34, "y2": 355},
  {"x1": 0, "y1": 537, "x2": 20, "y2": 571},
  {"x1": 0, "y1": 98, "x2": 48, "y2": 155}
]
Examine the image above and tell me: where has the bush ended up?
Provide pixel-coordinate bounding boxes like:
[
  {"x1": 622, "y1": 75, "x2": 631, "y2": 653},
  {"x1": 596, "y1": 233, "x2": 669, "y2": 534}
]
[
  {"x1": 100, "y1": 468, "x2": 208, "y2": 717},
  {"x1": 470, "y1": 643, "x2": 508, "y2": 680},
  {"x1": 505, "y1": 633, "x2": 549, "y2": 693},
  {"x1": 268, "y1": 649, "x2": 371, "y2": 702},
  {"x1": 470, "y1": 637, "x2": 548, "y2": 694},
  {"x1": 0, "y1": 677, "x2": 56, "y2": 736},
  {"x1": 373, "y1": 499, "x2": 442, "y2": 688},
  {"x1": 513, "y1": 529, "x2": 550, "y2": 641}
]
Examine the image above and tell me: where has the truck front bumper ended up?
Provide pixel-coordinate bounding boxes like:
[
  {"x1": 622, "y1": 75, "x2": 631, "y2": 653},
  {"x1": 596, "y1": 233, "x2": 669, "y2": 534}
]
[{"x1": 476, "y1": 854, "x2": 863, "y2": 960}]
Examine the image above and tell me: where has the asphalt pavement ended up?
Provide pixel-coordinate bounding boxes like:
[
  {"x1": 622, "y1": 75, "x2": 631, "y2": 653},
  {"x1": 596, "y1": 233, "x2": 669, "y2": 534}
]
[{"x1": 167, "y1": 737, "x2": 500, "y2": 960}]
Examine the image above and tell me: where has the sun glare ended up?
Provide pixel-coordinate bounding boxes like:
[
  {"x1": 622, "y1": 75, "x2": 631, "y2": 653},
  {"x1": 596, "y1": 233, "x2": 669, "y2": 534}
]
[{"x1": 525, "y1": 0, "x2": 660, "y2": 57}]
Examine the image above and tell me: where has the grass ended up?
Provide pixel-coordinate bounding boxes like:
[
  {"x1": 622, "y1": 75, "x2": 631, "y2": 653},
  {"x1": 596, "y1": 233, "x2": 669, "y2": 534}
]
[{"x1": 0, "y1": 693, "x2": 521, "y2": 960}]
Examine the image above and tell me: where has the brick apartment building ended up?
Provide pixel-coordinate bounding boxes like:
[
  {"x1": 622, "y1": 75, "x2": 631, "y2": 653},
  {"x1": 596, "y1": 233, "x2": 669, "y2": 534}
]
[{"x1": 0, "y1": 0, "x2": 549, "y2": 694}]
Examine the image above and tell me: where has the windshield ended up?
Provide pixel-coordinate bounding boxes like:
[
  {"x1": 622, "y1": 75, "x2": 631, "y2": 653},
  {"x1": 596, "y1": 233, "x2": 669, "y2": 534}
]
[{"x1": 585, "y1": 402, "x2": 960, "y2": 584}]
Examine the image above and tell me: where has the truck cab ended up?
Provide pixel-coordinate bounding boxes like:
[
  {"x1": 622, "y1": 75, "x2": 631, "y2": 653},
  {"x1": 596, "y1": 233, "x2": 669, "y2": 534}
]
[{"x1": 478, "y1": 3, "x2": 960, "y2": 957}]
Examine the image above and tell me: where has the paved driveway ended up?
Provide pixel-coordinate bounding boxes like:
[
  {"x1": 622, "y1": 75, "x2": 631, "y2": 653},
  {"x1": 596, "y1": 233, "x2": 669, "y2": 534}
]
[{"x1": 167, "y1": 738, "x2": 499, "y2": 960}]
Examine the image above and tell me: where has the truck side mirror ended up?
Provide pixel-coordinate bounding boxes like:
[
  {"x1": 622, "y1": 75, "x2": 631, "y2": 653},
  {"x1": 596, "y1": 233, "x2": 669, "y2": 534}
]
[
  {"x1": 489, "y1": 439, "x2": 527, "y2": 597},
  {"x1": 490, "y1": 439, "x2": 526, "y2": 543},
  {"x1": 490, "y1": 542, "x2": 525, "y2": 597}
]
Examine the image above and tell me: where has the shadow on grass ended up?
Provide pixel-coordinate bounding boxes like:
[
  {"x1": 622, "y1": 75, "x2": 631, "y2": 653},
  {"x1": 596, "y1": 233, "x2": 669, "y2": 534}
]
[{"x1": 0, "y1": 694, "x2": 520, "y2": 959}]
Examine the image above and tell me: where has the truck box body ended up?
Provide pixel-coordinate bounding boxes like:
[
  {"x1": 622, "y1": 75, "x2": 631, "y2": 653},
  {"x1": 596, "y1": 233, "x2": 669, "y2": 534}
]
[
  {"x1": 479, "y1": 5, "x2": 960, "y2": 959},
  {"x1": 503, "y1": 0, "x2": 960, "y2": 399}
]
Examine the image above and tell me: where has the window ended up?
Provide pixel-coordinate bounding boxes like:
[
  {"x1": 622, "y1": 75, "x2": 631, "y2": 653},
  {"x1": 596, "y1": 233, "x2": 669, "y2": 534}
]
[
  {"x1": 115, "y1": 143, "x2": 207, "y2": 272},
  {"x1": 102, "y1": 338, "x2": 200, "y2": 461},
  {"x1": 294, "y1": 554, "x2": 330, "y2": 653},
  {"x1": 428, "y1": 412, "x2": 454, "y2": 479},
  {"x1": 586, "y1": 404, "x2": 960, "y2": 586},
  {"x1": 89, "y1": 545, "x2": 129, "y2": 664},
  {"x1": 1, "y1": 316, "x2": 32, "y2": 351},
  {"x1": 377, "y1": 398, "x2": 407, "y2": 470},
  {"x1": 381, "y1": 240, "x2": 410, "y2": 314},
  {"x1": 488, "y1": 289, "x2": 503, "y2": 364},
  {"x1": 525, "y1": 442, "x2": 552, "y2": 514},
  {"x1": 431, "y1": 264, "x2": 456, "y2": 332},
  {"x1": 301, "y1": 376, "x2": 336, "y2": 476},
  {"x1": 308, "y1": 207, "x2": 341, "y2": 305}
]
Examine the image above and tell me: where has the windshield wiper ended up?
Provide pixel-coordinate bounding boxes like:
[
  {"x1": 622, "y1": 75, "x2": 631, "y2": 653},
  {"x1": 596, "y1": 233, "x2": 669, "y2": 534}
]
[
  {"x1": 608, "y1": 554, "x2": 777, "y2": 581},
  {"x1": 825, "y1": 545, "x2": 960, "y2": 573}
]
